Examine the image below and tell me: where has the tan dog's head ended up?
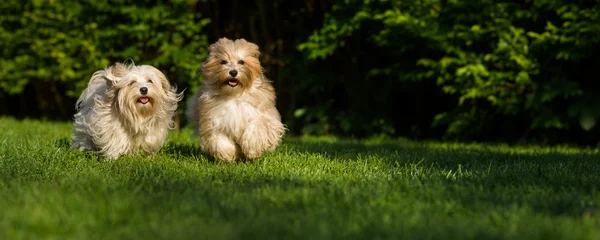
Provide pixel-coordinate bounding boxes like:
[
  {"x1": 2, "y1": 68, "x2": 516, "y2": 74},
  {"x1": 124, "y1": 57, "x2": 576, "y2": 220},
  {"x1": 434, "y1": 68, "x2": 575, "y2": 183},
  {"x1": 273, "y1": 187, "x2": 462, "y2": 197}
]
[
  {"x1": 198, "y1": 38, "x2": 263, "y2": 94},
  {"x1": 104, "y1": 62, "x2": 179, "y2": 122}
]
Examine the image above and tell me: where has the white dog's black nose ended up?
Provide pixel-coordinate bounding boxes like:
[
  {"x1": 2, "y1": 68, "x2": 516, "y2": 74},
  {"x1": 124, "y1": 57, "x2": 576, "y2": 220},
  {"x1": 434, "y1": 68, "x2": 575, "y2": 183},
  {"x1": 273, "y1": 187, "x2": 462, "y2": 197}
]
[
  {"x1": 140, "y1": 87, "x2": 148, "y2": 95},
  {"x1": 229, "y1": 70, "x2": 238, "y2": 77}
]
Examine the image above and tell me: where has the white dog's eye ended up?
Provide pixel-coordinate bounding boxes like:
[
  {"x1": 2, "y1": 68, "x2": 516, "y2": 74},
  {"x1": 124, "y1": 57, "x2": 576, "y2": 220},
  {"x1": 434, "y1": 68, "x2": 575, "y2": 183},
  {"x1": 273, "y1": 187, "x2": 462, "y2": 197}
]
[
  {"x1": 148, "y1": 79, "x2": 153, "y2": 84},
  {"x1": 238, "y1": 60, "x2": 244, "y2": 65},
  {"x1": 220, "y1": 60, "x2": 227, "y2": 65}
]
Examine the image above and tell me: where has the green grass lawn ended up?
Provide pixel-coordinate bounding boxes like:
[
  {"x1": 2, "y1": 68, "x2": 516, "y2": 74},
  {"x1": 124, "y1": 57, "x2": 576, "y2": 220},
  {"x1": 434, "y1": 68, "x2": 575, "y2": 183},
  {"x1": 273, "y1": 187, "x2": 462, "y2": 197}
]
[{"x1": 1, "y1": 117, "x2": 600, "y2": 240}]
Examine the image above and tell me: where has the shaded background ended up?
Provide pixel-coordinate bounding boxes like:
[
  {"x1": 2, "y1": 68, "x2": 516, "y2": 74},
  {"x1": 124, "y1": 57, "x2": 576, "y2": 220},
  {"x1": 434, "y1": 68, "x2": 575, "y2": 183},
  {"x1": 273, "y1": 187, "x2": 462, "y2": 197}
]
[{"x1": 1, "y1": 0, "x2": 600, "y2": 146}]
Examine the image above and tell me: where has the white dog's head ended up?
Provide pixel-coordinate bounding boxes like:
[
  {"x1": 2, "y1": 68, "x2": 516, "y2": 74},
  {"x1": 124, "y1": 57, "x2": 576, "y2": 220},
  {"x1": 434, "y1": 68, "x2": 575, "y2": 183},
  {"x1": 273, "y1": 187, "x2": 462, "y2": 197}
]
[{"x1": 102, "y1": 62, "x2": 182, "y2": 131}]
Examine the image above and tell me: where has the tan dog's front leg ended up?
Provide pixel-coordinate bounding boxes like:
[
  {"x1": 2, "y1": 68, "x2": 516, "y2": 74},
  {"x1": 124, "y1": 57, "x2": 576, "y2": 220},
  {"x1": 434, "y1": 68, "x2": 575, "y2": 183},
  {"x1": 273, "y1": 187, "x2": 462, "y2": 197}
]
[
  {"x1": 239, "y1": 116, "x2": 284, "y2": 159},
  {"x1": 201, "y1": 132, "x2": 240, "y2": 162}
]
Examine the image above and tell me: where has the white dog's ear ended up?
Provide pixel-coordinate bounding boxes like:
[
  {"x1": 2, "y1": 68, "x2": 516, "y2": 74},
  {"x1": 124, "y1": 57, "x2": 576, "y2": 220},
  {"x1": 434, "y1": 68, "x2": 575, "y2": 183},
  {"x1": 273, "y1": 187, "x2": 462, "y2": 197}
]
[
  {"x1": 111, "y1": 63, "x2": 129, "y2": 78},
  {"x1": 160, "y1": 75, "x2": 172, "y2": 92},
  {"x1": 103, "y1": 63, "x2": 129, "y2": 87},
  {"x1": 103, "y1": 69, "x2": 116, "y2": 88},
  {"x1": 104, "y1": 76, "x2": 115, "y2": 88},
  {"x1": 154, "y1": 69, "x2": 176, "y2": 94}
]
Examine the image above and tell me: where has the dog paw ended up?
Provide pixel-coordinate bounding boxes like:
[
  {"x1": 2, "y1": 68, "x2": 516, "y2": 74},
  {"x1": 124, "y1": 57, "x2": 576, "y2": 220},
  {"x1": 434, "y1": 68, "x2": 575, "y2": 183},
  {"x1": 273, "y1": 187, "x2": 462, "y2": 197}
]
[
  {"x1": 243, "y1": 149, "x2": 262, "y2": 159},
  {"x1": 71, "y1": 142, "x2": 94, "y2": 151},
  {"x1": 214, "y1": 151, "x2": 237, "y2": 162},
  {"x1": 202, "y1": 134, "x2": 240, "y2": 162}
]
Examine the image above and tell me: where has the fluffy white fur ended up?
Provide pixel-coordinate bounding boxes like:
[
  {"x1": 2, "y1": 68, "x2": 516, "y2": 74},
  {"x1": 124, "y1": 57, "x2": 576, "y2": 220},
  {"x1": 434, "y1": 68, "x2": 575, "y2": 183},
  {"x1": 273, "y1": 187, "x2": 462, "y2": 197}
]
[
  {"x1": 71, "y1": 61, "x2": 183, "y2": 159},
  {"x1": 186, "y1": 38, "x2": 286, "y2": 162}
]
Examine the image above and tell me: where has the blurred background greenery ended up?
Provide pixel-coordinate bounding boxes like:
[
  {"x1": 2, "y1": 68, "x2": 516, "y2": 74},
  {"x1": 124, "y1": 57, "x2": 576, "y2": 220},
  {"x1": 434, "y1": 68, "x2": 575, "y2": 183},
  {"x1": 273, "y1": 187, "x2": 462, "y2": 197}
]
[{"x1": 1, "y1": 0, "x2": 599, "y2": 146}]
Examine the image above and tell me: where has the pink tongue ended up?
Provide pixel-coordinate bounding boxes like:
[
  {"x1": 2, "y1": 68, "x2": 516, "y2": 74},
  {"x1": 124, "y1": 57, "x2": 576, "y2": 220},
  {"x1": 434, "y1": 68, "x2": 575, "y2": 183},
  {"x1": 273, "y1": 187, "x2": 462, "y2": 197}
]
[
  {"x1": 229, "y1": 80, "x2": 238, "y2": 86},
  {"x1": 139, "y1": 97, "x2": 149, "y2": 104}
]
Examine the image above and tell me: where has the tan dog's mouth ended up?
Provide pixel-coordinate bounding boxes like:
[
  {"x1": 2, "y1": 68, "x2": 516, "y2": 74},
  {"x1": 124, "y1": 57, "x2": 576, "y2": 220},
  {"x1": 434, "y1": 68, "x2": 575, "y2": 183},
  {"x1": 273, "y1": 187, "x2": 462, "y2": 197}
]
[
  {"x1": 138, "y1": 97, "x2": 151, "y2": 104},
  {"x1": 226, "y1": 79, "x2": 239, "y2": 87}
]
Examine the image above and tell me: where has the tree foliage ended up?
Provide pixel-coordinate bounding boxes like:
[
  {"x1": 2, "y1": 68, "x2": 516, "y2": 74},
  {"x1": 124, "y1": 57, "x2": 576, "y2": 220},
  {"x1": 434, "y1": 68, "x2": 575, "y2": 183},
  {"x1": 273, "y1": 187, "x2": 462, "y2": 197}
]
[
  {"x1": 298, "y1": 0, "x2": 600, "y2": 143},
  {"x1": 1, "y1": 0, "x2": 600, "y2": 145},
  {"x1": 0, "y1": 0, "x2": 209, "y2": 117}
]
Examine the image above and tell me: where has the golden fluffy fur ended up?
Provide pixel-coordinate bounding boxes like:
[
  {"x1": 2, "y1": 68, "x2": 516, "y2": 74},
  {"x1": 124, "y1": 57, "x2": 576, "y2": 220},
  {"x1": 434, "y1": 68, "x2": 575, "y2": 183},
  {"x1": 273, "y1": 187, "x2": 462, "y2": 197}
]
[
  {"x1": 71, "y1": 61, "x2": 183, "y2": 159},
  {"x1": 186, "y1": 38, "x2": 286, "y2": 162}
]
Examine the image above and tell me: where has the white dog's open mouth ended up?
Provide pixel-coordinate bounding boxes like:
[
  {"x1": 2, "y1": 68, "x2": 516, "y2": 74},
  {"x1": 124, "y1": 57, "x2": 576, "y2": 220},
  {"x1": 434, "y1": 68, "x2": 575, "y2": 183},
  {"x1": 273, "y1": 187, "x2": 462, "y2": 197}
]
[
  {"x1": 138, "y1": 97, "x2": 150, "y2": 104},
  {"x1": 226, "y1": 79, "x2": 239, "y2": 87}
]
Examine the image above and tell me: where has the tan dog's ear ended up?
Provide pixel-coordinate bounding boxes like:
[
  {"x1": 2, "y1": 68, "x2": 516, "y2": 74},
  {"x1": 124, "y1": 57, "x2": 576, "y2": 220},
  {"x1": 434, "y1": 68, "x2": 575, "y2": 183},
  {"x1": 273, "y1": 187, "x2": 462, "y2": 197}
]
[
  {"x1": 249, "y1": 43, "x2": 260, "y2": 58},
  {"x1": 199, "y1": 40, "x2": 221, "y2": 76},
  {"x1": 207, "y1": 38, "x2": 230, "y2": 54},
  {"x1": 235, "y1": 38, "x2": 260, "y2": 58},
  {"x1": 197, "y1": 59, "x2": 207, "y2": 76},
  {"x1": 216, "y1": 37, "x2": 232, "y2": 45}
]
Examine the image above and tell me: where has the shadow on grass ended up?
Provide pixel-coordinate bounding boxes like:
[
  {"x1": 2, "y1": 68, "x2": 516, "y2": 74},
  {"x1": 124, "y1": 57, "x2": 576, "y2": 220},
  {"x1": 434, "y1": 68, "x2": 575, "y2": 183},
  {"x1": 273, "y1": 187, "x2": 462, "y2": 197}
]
[
  {"x1": 284, "y1": 138, "x2": 599, "y2": 164},
  {"x1": 162, "y1": 142, "x2": 203, "y2": 157},
  {"x1": 53, "y1": 137, "x2": 105, "y2": 160},
  {"x1": 11, "y1": 136, "x2": 600, "y2": 225},
  {"x1": 162, "y1": 142, "x2": 282, "y2": 164},
  {"x1": 162, "y1": 142, "x2": 226, "y2": 163},
  {"x1": 283, "y1": 138, "x2": 600, "y2": 188},
  {"x1": 281, "y1": 139, "x2": 600, "y2": 218}
]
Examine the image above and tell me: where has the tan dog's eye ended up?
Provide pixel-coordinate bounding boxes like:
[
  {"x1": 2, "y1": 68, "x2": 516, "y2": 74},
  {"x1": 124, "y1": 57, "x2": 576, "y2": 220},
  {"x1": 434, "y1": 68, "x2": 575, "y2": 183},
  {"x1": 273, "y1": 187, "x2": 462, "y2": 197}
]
[
  {"x1": 220, "y1": 60, "x2": 227, "y2": 65},
  {"x1": 238, "y1": 60, "x2": 244, "y2": 65},
  {"x1": 148, "y1": 79, "x2": 153, "y2": 84}
]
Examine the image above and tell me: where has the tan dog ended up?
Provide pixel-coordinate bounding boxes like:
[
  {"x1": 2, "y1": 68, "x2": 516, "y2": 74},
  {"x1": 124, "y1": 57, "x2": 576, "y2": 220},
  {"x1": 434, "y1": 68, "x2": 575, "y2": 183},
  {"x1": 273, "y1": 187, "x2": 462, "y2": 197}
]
[
  {"x1": 186, "y1": 38, "x2": 286, "y2": 162},
  {"x1": 72, "y1": 61, "x2": 183, "y2": 159}
]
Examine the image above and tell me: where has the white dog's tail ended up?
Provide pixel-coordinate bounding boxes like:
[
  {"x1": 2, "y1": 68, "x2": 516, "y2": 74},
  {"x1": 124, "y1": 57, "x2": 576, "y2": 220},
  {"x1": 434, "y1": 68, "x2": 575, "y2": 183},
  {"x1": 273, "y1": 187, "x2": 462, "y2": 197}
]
[
  {"x1": 185, "y1": 87, "x2": 205, "y2": 131},
  {"x1": 75, "y1": 70, "x2": 111, "y2": 111}
]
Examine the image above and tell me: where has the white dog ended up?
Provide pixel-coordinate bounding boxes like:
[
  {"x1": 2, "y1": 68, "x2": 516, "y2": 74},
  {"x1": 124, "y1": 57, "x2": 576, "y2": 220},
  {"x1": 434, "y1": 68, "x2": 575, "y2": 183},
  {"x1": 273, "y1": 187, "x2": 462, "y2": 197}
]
[{"x1": 71, "y1": 61, "x2": 183, "y2": 159}]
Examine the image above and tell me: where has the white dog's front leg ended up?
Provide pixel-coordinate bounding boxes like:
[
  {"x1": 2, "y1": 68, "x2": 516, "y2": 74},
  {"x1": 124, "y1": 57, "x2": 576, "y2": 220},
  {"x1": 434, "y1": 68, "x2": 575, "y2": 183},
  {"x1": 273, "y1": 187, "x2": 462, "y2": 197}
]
[{"x1": 71, "y1": 128, "x2": 96, "y2": 151}]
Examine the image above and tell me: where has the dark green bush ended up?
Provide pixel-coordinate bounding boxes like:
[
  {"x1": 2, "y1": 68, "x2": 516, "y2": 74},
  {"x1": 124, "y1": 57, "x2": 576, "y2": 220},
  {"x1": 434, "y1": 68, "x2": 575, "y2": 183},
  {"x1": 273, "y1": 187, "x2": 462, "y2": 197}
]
[
  {"x1": 0, "y1": 0, "x2": 210, "y2": 118},
  {"x1": 1, "y1": 0, "x2": 600, "y2": 145},
  {"x1": 298, "y1": 0, "x2": 600, "y2": 144}
]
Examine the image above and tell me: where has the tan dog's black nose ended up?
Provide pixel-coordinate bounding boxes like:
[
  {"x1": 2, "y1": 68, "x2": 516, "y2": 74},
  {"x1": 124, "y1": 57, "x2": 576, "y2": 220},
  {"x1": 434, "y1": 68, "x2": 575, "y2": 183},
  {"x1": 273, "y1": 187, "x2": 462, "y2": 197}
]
[
  {"x1": 140, "y1": 87, "x2": 148, "y2": 95},
  {"x1": 229, "y1": 70, "x2": 238, "y2": 77}
]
